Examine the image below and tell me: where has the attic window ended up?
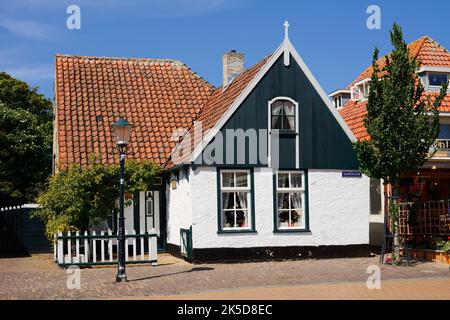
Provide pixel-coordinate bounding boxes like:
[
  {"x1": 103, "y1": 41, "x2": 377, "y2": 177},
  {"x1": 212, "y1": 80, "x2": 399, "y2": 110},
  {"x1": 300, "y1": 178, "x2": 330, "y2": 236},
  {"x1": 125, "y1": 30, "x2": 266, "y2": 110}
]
[
  {"x1": 271, "y1": 100, "x2": 295, "y2": 131},
  {"x1": 334, "y1": 96, "x2": 343, "y2": 108},
  {"x1": 429, "y1": 73, "x2": 448, "y2": 87}
]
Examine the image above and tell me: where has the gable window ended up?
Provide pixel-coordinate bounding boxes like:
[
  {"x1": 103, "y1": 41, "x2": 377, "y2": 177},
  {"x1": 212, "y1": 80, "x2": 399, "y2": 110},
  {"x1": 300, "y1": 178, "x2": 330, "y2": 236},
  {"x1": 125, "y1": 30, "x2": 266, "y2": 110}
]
[
  {"x1": 429, "y1": 73, "x2": 448, "y2": 87},
  {"x1": 274, "y1": 171, "x2": 308, "y2": 231},
  {"x1": 218, "y1": 169, "x2": 255, "y2": 232},
  {"x1": 271, "y1": 100, "x2": 296, "y2": 131}
]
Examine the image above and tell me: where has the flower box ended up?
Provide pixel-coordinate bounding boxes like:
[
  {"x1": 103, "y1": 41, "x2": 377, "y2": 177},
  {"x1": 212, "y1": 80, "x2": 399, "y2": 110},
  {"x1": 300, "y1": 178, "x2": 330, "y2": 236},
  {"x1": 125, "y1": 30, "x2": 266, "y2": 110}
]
[{"x1": 407, "y1": 249, "x2": 450, "y2": 265}]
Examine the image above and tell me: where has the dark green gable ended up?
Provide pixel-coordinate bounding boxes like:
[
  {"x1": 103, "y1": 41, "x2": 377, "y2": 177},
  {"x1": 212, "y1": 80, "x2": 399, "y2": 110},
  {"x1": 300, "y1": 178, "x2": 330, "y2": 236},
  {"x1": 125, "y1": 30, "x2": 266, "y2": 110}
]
[{"x1": 197, "y1": 54, "x2": 359, "y2": 170}]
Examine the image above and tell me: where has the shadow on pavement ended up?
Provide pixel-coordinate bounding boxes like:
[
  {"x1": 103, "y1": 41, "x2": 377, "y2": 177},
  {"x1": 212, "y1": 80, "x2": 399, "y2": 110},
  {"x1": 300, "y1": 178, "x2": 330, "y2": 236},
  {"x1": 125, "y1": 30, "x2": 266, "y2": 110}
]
[{"x1": 127, "y1": 266, "x2": 214, "y2": 282}]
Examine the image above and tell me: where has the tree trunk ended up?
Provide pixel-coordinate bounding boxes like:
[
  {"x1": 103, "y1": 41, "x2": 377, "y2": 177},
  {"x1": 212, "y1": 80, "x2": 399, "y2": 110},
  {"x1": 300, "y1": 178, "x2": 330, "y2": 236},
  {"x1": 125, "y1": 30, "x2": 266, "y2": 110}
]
[{"x1": 392, "y1": 179, "x2": 401, "y2": 264}]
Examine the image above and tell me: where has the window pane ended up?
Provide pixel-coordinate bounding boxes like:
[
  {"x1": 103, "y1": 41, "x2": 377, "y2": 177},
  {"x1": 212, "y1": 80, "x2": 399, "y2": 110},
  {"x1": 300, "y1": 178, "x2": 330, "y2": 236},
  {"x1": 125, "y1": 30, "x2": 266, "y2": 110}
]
[
  {"x1": 236, "y1": 192, "x2": 248, "y2": 209},
  {"x1": 278, "y1": 192, "x2": 290, "y2": 210},
  {"x1": 271, "y1": 102, "x2": 283, "y2": 116},
  {"x1": 235, "y1": 172, "x2": 248, "y2": 187},
  {"x1": 291, "y1": 173, "x2": 302, "y2": 188},
  {"x1": 290, "y1": 193, "x2": 302, "y2": 210},
  {"x1": 278, "y1": 210, "x2": 290, "y2": 227},
  {"x1": 283, "y1": 103, "x2": 295, "y2": 115},
  {"x1": 223, "y1": 210, "x2": 234, "y2": 227},
  {"x1": 429, "y1": 73, "x2": 448, "y2": 86},
  {"x1": 236, "y1": 209, "x2": 247, "y2": 228},
  {"x1": 291, "y1": 209, "x2": 302, "y2": 227},
  {"x1": 438, "y1": 124, "x2": 450, "y2": 139},
  {"x1": 222, "y1": 192, "x2": 234, "y2": 210},
  {"x1": 283, "y1": 116, "x2": 295, "y2": 131},
  {"x1": 278, "y1": 173, "x2": 289, "y2": 188},
  {"x1": 222, "y1": 172, "x2": 234, "y2": 187},
  {"x1": 271, "y1": 116, "x2": 282, "y2": 129}
]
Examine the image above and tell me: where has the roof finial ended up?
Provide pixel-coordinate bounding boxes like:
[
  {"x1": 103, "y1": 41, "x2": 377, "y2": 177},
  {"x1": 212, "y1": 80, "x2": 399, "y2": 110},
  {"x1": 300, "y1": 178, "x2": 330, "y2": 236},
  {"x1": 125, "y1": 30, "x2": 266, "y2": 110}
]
[{"x1": 284, "y1": 20, "x2": 290, "y2": 40}]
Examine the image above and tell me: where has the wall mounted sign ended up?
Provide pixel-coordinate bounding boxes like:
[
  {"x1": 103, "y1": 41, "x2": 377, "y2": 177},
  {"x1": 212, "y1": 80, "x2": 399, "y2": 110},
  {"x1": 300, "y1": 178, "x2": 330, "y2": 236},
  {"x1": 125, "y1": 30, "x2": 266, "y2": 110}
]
[{"x1": 342, "y1": 171, "x2": 362, "y2": 178}]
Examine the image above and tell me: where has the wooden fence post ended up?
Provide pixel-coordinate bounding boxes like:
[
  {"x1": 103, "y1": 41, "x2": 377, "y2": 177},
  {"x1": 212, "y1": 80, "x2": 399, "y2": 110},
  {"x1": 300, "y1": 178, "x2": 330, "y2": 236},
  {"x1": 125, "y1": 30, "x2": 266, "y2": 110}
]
[
  {"x1": 57, "y1": 232, "x2": 63, "y2": 265},
  {"x1": 92, "y1": 231, "x2": 97, "y2": 263},
  {"x1": 75, "y1": 231, "x2": 80, "y2": 263},
  {"x1": 84, "y1": 231, "x2": 89, "y2": 263},
  {"x1": 101, "y1": 231, "x2": 105, "y2": 262},
  {"x1": 67, "y1": 231, "x2": 72, "y2": 264},
  {"x1": 140, "y1": 229, "x2": 144, "y2": 260},
  {"x1": 132, "y1": 230, "x2": 137, "y2": 260},
  {"x1": 108, "y1": 229, "x2": 113, "y2": 262}
]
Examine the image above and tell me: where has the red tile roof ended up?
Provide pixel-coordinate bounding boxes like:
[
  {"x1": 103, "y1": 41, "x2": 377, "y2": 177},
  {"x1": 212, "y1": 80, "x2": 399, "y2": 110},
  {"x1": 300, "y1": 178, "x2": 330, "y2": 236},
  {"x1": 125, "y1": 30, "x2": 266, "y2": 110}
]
[
  {"x1": 339, "y1": 36, "x2": 450, "y2": 141},
  {"x1": 55, "y1": 53, "x2": 272, "y2": 170},
  {"x1": 55, "y1": 55, "x2": 214, "y2": 170}
]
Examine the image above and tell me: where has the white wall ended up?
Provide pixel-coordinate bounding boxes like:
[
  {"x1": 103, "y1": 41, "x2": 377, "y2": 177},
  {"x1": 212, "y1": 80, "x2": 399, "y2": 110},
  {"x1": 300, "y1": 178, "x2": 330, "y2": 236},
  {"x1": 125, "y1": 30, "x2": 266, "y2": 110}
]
[
  {"x1": 166, "y1": 168, "x2": 193, "y2": 246},
  {"x1": 190, "y1": 167, "x2": 370, "y2": 249}
]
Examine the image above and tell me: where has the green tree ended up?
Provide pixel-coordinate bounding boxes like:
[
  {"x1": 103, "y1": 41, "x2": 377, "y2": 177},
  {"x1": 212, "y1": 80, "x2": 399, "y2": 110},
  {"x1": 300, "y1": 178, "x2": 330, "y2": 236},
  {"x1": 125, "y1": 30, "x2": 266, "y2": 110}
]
[
  {"x1": 354, "y1": 24, "x2": 448, "y2": 263},
  {"x1": 34, "y1": 158, "x2": 160, "y2": 240},
  {"x1": 0, "y1": 72, "x2": 53, "y2": 206}
]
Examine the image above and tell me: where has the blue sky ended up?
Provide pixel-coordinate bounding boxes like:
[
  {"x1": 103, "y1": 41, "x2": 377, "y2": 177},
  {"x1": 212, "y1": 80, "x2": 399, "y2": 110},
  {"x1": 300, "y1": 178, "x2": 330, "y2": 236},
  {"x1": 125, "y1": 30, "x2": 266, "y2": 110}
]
[{"x1": 0, "y1": 0, "x2": 448, "y2": 99}]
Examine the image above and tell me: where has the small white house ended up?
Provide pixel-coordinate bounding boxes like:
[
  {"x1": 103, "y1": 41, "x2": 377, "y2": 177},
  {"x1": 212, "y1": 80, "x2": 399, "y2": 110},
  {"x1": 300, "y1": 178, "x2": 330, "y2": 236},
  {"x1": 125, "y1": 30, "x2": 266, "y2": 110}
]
[{"x1": 54, "y1": 23, "x2": 370, "y2": 263}]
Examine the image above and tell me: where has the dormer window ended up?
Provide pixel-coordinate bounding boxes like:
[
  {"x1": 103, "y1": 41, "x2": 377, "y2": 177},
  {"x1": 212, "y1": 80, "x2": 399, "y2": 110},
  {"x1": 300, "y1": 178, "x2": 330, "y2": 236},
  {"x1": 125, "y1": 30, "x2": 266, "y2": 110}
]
[
  {"x1": 429, "y1": 73, "x2": 448, "y2": 87},
  {"x1": 329, "y1": 90, "x2": 351, "y2": 108},
  {"x1": 351, "y1": 79, "x2": 371, "y2": 101},
  {"x1": 334, "y1": 96, "x2": 342, "y2": 108}
]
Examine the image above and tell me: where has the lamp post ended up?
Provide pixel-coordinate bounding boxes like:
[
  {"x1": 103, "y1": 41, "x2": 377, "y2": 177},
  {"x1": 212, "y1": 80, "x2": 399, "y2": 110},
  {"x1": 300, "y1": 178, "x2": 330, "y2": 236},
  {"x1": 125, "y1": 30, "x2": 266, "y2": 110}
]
[{"x1": 111, "y1": 118, "x2": 133, "y2": 282}]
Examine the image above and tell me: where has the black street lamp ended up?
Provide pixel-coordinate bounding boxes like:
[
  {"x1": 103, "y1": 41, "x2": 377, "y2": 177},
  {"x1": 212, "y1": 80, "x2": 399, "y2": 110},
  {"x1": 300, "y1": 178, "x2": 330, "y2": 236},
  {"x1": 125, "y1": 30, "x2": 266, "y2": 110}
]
[{"x1": 111, "y1": 118, "x2": 133, "y2": 282}]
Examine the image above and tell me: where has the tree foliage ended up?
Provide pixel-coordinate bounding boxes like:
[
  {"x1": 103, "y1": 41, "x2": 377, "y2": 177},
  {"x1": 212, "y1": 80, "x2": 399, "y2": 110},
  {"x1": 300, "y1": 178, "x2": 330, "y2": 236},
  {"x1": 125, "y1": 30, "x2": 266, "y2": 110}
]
[
  {"x1": 34, "y1": 158, "x2": 160, "y2": 240},
  {"x1": 0, "y1": 72, "x2": 53, "y2": 206},
  {"x1": 354, "y1": 24, "x2": 448, "y2": 186}
]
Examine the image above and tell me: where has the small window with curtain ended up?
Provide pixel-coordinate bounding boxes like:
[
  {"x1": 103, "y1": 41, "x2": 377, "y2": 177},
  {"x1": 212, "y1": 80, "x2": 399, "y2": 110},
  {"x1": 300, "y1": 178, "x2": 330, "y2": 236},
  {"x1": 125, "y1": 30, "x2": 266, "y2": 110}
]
[
  {"x1": 219, "y1": 170, "x2": 252, "y2": 230},
  {"x1": 275, "y1": 171, "x2": 306, "y2": 230},
  {"x1": 271, "y1": 99, "x2": 296, "y2": 132}
]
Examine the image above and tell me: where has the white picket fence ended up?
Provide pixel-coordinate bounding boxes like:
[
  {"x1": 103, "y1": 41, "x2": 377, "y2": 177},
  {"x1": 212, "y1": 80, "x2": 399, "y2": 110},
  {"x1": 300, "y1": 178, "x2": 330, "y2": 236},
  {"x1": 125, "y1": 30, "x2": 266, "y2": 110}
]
[{"x1": 54, "y1": 229, "x2": 158, "y2": 267}]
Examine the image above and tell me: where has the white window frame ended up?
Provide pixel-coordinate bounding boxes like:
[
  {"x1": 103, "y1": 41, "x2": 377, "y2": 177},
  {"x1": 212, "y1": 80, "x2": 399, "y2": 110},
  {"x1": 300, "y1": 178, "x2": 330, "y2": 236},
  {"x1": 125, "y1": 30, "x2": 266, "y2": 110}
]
[
  {"x1": 427, "y1": 72, "x2": 449, "y2": 88},
  {"x1": 219, "y1": 169, "x2": 252, "y2": 231},
  {"x1": 275, "y1": 171, "x2": 306, "y2": 230},
  {"x1": 267, "y1": 97, "x2": 299, "y2": 168}
]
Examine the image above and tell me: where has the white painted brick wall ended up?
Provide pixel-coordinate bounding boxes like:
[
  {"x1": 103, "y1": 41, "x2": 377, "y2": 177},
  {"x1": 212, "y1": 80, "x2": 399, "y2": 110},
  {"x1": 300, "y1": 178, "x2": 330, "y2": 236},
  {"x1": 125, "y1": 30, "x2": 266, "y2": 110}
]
[
  {"x1": 188, "y1": 167, "x2": 369, "y2": 249},
  {"x1": 166, "y1": 169, "x2": 193, "y2": 246}
]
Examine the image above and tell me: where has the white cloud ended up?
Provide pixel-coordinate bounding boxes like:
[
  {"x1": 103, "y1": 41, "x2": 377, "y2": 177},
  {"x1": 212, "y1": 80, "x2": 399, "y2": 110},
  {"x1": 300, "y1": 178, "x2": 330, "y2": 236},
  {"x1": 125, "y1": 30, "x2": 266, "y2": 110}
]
[{"x1": 0, "y1": 18, "x2": 58, "y2": 41}]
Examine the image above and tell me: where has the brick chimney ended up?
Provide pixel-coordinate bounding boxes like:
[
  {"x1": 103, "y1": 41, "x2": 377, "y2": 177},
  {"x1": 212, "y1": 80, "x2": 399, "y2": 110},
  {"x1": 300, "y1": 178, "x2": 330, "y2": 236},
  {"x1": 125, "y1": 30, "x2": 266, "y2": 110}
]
[{"x1": 223, "y1": 50, "x2": 244, "y2": 87}]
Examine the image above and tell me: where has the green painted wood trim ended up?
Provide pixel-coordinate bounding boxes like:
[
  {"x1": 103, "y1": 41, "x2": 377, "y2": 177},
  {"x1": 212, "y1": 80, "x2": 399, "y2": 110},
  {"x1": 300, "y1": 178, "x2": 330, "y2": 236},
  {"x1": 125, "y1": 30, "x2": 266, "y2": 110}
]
[
  {"x1": 272, "y1": 169, "x2": 311, "y2": 233},
  {"x1": 180, "y1": 226, "x2": 193, "y2": 259},
  {"x1": 133, "y1": 191, "x2": 140, "y2": 234},
  {"x1": 250, "y1": 168, "x2": 256, "y2": 231},
  {"x1": 217, "y1": 230, "x2": 257, "y2": 235},
  {"x1": 216, "y1": 168, "x2": 257, "y2": 233},
  {"x1": 216, "y1": 168, "x2": 222, "y2": 232}
]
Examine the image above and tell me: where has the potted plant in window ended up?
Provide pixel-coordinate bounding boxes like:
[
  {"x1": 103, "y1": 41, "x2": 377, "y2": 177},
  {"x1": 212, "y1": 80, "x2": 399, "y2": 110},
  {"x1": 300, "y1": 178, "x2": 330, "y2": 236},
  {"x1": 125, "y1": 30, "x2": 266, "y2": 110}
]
[
  {"x1": 224, "y1": 211, "x2": 233, "y2": 228},
  {"x1": 279, "y1": 212, "x2": 289, "y2": 228},
  {"x1": 290, "y1": 211, "x2": 300, "y2": 227},
  {"x1": 235, "y1": 204, "x2": 246, "y2": 228}
]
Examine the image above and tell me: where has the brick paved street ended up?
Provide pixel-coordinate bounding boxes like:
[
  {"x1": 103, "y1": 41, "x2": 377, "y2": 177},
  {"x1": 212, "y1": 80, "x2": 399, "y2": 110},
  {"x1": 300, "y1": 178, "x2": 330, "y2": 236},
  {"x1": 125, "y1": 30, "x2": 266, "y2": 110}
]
[{"x1": 0, "y1": 253, "x2": 449, "y2": 299}]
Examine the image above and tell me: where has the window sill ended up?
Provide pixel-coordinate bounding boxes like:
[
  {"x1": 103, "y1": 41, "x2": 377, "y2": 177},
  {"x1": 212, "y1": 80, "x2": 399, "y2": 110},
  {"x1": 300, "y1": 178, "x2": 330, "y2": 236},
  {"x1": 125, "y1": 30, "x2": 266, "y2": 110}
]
[
  {"x1": 217, "y1": 229, "x2": 257, "y2": 235},
  {"x1": 273, "y1": 228, "x2": 311, "y2": 234}
]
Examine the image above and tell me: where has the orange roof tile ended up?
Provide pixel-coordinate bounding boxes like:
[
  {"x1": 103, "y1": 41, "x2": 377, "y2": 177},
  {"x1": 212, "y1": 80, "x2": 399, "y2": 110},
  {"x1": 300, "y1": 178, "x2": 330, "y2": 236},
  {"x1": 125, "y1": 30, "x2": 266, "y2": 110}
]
[
  {"x1": 55, "y1": 53, "x2": 272, "y2": 170},
  {"x1": 55, "y1": 55, "x2": 214, "y2": 170}
]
